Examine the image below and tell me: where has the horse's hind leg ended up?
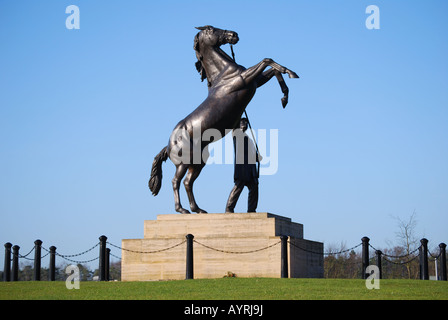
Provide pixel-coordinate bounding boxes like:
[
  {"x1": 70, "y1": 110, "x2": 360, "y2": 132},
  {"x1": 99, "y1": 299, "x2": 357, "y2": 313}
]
[
  {"x1": 184, "y1": 164, "x2": 207, "y2": 213},
  {"x1": 172, "y1": 164, "x2": 190, "y2": 214}
]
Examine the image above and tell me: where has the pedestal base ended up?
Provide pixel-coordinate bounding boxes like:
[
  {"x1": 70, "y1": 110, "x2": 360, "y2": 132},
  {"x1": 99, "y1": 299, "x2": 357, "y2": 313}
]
[{"x1": 121, "y1": 212, "x2": 323, "y2": 281}]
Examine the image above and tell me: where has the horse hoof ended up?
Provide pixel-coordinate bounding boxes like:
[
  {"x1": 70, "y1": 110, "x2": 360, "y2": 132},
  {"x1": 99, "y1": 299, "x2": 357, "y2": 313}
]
[
  {"x1": 281, "y1": 97, "x2": 288, "y2": 108},
  {"x1": 288, "y1": 71, "x2": 299, "y2": 79},
  {"x1": 178, "y1": 209, "x2": 191, "y2": 214}
]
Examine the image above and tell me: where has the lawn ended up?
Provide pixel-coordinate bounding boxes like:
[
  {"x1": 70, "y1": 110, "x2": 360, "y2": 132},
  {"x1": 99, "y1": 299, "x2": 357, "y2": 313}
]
[{"x1": 1, "y1": 278, "x2": 447, "y2": 300}]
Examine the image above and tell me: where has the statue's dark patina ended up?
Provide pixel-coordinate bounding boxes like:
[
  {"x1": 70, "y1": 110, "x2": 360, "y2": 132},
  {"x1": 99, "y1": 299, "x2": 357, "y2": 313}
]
[{"x1": 149, "y1": 26, "x2": 298, "y2": 214}]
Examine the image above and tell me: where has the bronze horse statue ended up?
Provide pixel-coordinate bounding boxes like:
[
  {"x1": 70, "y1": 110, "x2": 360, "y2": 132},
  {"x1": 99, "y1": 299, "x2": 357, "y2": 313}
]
[{"x1": 149, "y1": 26, "x2": 298, "y2": 214}]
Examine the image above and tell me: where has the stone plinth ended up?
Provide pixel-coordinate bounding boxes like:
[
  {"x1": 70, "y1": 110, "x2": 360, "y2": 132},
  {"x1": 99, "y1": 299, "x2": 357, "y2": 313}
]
[{"x1": 121, "y1": 212, "x2": 323, "y2": 281}]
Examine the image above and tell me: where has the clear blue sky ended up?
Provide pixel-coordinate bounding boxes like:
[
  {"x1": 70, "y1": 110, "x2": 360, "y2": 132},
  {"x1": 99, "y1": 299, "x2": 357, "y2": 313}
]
[{"x1": 1, "y1": 0, "x2": 447, "y2": 270}]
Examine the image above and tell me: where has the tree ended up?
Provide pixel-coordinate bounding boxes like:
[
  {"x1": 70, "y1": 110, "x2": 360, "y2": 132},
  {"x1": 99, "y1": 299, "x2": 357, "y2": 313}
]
[
  {"x1": 92, "y1": 260, "x2": 121, "y2": 281},
  {"x1": 324, "y1": 242, "x2": 361, "y2": 278},
  {"x1": 109, "y1": 260, "x2": 121, "y2": 281},
  {"x1": 392, "y1": 211, "x2": 420, "y2": 279}
]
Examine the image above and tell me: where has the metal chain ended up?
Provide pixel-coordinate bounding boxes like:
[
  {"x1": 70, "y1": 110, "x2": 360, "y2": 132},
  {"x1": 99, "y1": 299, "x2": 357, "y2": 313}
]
[
  {"x1": 382, "y1": 254, "x2": 420, "y2": 265},
  {"x1": 37, "y1": 243, "x2": 100, "y2": 264},
  {"x1": 369, "y1": 243, "x2": 421, "y2": 259},
  {"x1": 427, "y1": 248, "x2": 441, "y2": 259},
  {"x1": 107, "y1": 240, "x2": 187, "y2": 254},
  {"x1": 49, "y1": 243, "x2": 100, "y2": 258},
  {"x1": 193, "y1": 239, "x2": 281, "y2": 254},
  {"x1": 288, "y1": 240, "x2": 362, "y2": 256},
  {"x1": 322, "y1": 242, "x2": 363, "y2": 256},
  {"x1": 18, "y1": 247, "x2": 35, "y2": 259},
  {"x1": 18, "y1": 254, "x2": 35, "y2": 261},
  {"x1": 57, "y1": 255, "x2": 100, "y2": 264},
  {"x1": 9, "y1": 247, "x2": 35, "y2": 260},
  {"x1": 109, "y1": 252, "x2": 122, "y2": 260}
]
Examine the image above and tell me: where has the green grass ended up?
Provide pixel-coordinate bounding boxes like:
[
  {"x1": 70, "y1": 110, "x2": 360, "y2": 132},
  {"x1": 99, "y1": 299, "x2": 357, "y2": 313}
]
[{"x1": 1, "y1": 278, "x2": 447, "y2": 300}]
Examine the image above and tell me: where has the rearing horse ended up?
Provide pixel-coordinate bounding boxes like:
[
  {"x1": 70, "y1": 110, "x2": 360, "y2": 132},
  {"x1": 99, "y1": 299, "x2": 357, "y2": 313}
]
[{"x1": 149, "y1": 25, "x2": 298, "y2": 214}]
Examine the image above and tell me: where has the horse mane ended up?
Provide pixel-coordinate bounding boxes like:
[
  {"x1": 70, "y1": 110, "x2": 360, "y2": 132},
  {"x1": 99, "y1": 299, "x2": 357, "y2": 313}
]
[{"x1": 194, "y1": 32, "x2": 211, "y2": 87}]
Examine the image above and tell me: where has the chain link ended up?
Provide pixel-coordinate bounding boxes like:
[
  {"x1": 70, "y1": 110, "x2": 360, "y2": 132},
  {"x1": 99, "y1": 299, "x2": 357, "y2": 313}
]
[
  {"x1": 107, "y1": 240, "x2": 187, "y2": 254},
  {"x1": 427, "y1": 248, "x2": 441, "y2": 259},
  {"x1": 382, "y1": 254, "x2": 420, "y2": 265},
  {"x1": 289, "y1": 241, "x2": 362, "y2": 256},
  {"x1": 44, "y1": 243, "x2": 100, "y2": 258},
  {"x1": 193, "y1": 239, "x2": 281, "y2": 254},
  {"x1": 109, "y1": 252, "x2": 122, "y2": 260},
  {"x1": 322, "y1": 242, "x2": 363, "y2": 256},
  {"x1": 37, "y1": 243, "x2": 100, "y2": 264},
  {"x1": 57, "y1": 255, "x2": 100, "y2": 264},
  {"x1": 369, "y1": 243, "x2": 421, "y2": 259},
  {"x1": 17, "y1": 247, "x2": 35, "y2": 260}
]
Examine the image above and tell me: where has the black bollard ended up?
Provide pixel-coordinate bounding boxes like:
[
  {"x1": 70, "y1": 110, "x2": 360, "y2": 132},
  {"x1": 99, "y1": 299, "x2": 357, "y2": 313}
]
[
  {"x1": 361, "y1": 237, "x2": 370, "y2": 279},
  {"x1": 419, "y1": 238, "x2": 429, "y2": 280},
  {"x1": 439, "y1": 243, "x2": 447, "y2": 281},
  {"x1": 186, "y1": 234, "x2": 194, "y2": 280},
  {"x1": 280, "y1": 236, "x2": 288, "y2": 278},
  {"x1": 375, "y1": 250, "x2": 382, "y2": 280},
  {"x1": 12, "y1": 245, "x2": 20, "y2": 281},
  {"x1": 99, "y1": 235, "x2": 107, "y2": 281},
  {"x1": 49, "y1": 246, "x2": 56, "y2": 281},
  {"x1": 106, "y1": 248, "x2": 110, "y2": 281},
  {"x1": 3, "y1": 243, "x2": 12, "y2": 282},
  {"x1": 33, "y1": 240, "x2": 42, "y2": 281}
]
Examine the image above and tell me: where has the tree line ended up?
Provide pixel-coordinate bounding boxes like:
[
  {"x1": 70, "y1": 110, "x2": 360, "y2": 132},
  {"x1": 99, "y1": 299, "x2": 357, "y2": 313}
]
[
  {"x1": 324, "y1": 212, "x2": 445, "y2": 279},
  {"x1": 323, "y1": 244, "x2": 444, "y2": 279}
]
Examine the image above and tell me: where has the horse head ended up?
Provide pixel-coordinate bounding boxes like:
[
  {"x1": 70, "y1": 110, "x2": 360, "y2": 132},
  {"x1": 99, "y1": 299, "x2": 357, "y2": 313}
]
[
  {"x1": 195, "y1": 25, "x2": 239, "y2": 48},
  {"x1": 194, "y1": 26, "x2": 239, "y2": 85}
]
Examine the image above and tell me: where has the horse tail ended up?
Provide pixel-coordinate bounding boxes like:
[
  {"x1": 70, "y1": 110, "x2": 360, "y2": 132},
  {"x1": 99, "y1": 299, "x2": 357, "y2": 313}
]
[{"x1": 148, "y1": 146, "x2": 168, "y2": 196}]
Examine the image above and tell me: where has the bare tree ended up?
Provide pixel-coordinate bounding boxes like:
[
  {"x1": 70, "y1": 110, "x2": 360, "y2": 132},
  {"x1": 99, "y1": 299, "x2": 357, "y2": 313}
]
[{"x1": 393, "y1": 210, "x2": 420, "y2": 278}]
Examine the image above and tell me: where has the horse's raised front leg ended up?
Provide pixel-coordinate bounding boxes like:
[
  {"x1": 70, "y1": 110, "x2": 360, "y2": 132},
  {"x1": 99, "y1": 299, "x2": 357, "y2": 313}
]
[
  {"x1": 275, "y1": 71, "x2": 290, "y2": 108},
  {"x1": 242, "y1": 58, "x2": 299, "y2": 86},
  {"x1": 256, "y1": 68, "x2": 290, "y2": 108}
]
